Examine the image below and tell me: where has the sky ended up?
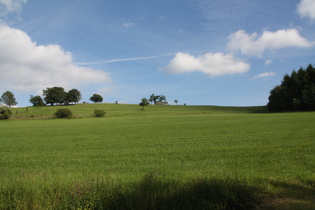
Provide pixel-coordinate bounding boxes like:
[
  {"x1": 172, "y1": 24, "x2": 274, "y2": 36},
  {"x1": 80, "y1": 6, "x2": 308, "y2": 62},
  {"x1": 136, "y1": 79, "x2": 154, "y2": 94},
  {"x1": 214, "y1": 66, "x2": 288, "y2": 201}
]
[{"x1": 0, "y1": 0, "x2": 314, "y2": 107}]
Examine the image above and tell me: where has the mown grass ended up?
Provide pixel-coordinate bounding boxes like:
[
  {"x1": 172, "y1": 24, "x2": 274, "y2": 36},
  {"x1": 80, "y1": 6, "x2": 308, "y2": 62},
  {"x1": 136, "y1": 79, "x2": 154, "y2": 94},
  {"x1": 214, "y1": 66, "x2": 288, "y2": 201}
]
[{"x1": 1, "y1": 104, "x2": 315, "y2": 209}]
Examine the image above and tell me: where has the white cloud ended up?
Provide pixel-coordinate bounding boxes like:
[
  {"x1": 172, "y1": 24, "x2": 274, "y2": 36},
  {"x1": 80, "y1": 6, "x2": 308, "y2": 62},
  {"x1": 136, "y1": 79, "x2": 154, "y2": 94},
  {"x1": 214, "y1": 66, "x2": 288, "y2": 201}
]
[
  {"x1": 264, "y1": 59, "x2": 273, "y2": 66},
  {"x1": 297, "y1": 0, "x2": 315, "y2": 20},
  {"x1": 251, "y1": 72, "x2": 276, "y2": 80},
  {"x1": 0, "y1": 23, "x2": 111, "y2": 92},
  {"x1": 122, "y1": 22, "x2": 135, "y2": 28},
  {"x1": 165, "y1": 52, "x2": 250, "y2": 77},
  {"x1": 0, "y1": 0, "x2": 26, "y2": 16},
  {"x1": 227, "y1": 29, "x2": 314, "y2": 56}
]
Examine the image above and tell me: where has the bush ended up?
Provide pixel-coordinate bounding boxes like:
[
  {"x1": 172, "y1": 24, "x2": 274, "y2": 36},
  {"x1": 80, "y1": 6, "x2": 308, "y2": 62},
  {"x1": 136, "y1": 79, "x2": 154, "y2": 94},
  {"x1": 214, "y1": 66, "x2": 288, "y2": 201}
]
[
  {"x1": 0, "y1": 106, "x2": 13, "y2": 119},
  {"x1": 94, "y1": 109, "x2": 105, "y2": 117},
  {"x1": 54, "y1": 109, "x2": 73, "y2": 119}
]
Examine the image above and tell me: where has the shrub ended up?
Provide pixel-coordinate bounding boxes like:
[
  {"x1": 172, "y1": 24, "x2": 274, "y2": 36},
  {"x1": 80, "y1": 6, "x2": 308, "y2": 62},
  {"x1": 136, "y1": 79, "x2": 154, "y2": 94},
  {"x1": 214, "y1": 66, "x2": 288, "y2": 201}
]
[
  {"x1": 54, "y1": 109, "x2": 73, "y2": 119},
  {"x1": 94, "y1": 109, "x2": 105, "y2": 117},
  {"x1": 0, "y1": 106, "x2": 13, "y2": 119}
]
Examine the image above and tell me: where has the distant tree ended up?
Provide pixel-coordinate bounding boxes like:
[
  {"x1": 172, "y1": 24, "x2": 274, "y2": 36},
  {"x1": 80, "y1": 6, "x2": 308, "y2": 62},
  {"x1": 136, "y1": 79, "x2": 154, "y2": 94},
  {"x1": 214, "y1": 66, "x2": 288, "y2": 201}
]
[
  {"x1": 90, "y1": 94, "x2": 103, "y2": 103},
  {"x1": 149, "y1": 93, "x2": 155, "y2": 105},
  {"x1": 43, "y1": 87, "x2": 67, "y2": 106},
  {"x1": 158, "y1": 95, "x2": 167, "y2": 102},
  {"x1": 29, "y1": 95, "x2": 46, "y2": 107},
  {"x1": 0, "y1": 91, "x2": 17, "y2": 107},
  {"x1": 139, "y1": 98, "x2": 149, "y2": 110},
  {"x1": 0, "y1": 106, "x2": 13, "y2": 119},
  {"x1": 174, "y1": 99, "x2": 178, "y2": 105},
  {"x1": 66, "y1": 89, "x2": 82, "y2": 104},
  {"x1": 268, "y1": 64, "x2": 315, "y2": 112}
]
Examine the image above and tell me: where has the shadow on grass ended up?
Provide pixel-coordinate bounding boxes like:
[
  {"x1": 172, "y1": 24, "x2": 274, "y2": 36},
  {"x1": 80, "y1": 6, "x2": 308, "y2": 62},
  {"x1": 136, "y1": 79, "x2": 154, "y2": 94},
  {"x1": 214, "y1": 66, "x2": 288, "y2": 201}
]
[
  {"x1": 259, "y1": 178, "x2": 315, "y2": 209},
  {"x1": 2, "y1": 174, "x2": 315, "y2": 209},
  {"x1": 93, "y1": 173, "x2": 261, "y2": 210}
]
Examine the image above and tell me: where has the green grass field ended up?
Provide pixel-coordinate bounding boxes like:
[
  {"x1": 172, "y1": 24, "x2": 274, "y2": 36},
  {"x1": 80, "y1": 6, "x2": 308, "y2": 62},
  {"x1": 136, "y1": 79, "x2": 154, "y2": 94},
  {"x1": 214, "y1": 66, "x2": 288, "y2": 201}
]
[{"x1": 1, "y1": 104, "x2": 315, "y2": 209}]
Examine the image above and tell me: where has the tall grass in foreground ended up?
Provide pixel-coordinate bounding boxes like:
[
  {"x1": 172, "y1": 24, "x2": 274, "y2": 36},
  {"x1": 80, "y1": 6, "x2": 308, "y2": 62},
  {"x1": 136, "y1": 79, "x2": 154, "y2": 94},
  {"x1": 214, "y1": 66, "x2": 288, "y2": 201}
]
[
  {"x1": 1, "y1": 104, "x2": 315, "y2": 209},
  {"x1": 0, "y1": 174, "x2": 261, "y2": 209}
]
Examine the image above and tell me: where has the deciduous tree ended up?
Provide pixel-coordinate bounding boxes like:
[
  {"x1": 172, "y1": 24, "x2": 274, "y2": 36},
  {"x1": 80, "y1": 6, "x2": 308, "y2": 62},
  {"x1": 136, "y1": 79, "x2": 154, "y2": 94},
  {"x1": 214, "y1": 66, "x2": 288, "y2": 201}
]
[
  {"x1": 139, "y1": 98, "x2": 149, "y2": 110},
  {"x1": 43, "y1": 87, "x2": 67, "y2": 106},
  {"x1": 0, "y1": 91, "x2": 17, "y2": 107},
  {"x1": 90, "y1": 94, "x2": 103, "y2": 103},
  {"x1": 29, "y1": 95, "x2": 46, "y2": 107},
  {"x1": 66, "y1": 89, "x2": 82, "y2": 104}
]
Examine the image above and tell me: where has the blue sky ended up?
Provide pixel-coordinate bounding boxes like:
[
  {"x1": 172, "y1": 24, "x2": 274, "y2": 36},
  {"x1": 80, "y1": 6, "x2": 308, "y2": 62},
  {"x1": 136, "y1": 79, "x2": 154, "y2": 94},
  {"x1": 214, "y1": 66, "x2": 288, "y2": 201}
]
[{"x1": 0, "y1": 0, "x2": 314, "y2": 107}]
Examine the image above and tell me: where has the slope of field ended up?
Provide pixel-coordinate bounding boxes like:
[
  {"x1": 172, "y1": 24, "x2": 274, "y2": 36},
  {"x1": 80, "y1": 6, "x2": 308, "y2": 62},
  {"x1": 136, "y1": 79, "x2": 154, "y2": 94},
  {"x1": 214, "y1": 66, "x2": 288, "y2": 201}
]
[{"x1": 1, "y1": 104, "x2": 314, "y2": 209}]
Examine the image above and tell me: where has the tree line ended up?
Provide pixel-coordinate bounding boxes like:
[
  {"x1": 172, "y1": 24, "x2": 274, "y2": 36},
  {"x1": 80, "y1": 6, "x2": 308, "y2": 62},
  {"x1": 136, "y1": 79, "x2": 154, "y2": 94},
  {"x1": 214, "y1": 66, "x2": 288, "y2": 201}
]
[
  {"x1": 268, "y1": 64, "x2": 315, "y2": 112},
  {"x1": 0, "y1": 87, "x2": 104, "y2": 108}
]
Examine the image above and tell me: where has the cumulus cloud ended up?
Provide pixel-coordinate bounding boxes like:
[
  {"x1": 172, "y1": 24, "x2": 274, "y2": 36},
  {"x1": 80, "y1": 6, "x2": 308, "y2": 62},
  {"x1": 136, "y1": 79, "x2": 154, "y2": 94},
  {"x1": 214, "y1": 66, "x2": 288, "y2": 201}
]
[
  {"x1": 227, "y1": 29, "x2": 314, "y2": 56},
  {"x1": 297, "y1": 0, "x2": 315, "y2": 20},
  {"x1": 0, "y1": 0, "x2": 26, "y2": 16},
  {"x1": 251, "y1": 72, "x2": 276, "y2": 80},
  {"x1": 0, "y1": 23, "x2": 111, "y2": 92},
  {"x1": 165, "y1": 52, "x2": 250, "y2": 77}
]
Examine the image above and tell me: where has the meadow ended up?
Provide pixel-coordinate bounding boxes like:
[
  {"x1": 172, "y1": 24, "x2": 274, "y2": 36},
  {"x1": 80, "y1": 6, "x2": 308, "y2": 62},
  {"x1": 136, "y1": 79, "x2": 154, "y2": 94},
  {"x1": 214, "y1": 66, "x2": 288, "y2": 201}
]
[{"x1": 1, "y1": 104, "x2": 315, "y2": 209}]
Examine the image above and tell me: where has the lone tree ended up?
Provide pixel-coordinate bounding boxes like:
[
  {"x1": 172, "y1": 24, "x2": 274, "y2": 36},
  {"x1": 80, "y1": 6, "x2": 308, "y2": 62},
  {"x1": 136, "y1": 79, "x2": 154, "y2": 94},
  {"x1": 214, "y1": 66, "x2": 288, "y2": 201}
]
[
  {"x1": 268, "y1": 64, "x2": 315, "y2": 112},
  {"x1": 66, "y1": 89, "x2": 82, "y2": 104},
  {"x1": 43, "y1": 87, "x2": 67, "y2": 106},
  {"x1": 174, "y1": 99, "x2": 178, "y2": 105},
  {"x1": 0, "y1": 91, "x2": 18, "y2": 107},
  {"x1": 29, "y1": 95, "x2": 46, "y2": 107},
  {"x1": 90, "y1": 94, "x2": 103, "y2": 103},
  {"x1": 139, "y1": 98, "x2": 149, "y2": 110}
]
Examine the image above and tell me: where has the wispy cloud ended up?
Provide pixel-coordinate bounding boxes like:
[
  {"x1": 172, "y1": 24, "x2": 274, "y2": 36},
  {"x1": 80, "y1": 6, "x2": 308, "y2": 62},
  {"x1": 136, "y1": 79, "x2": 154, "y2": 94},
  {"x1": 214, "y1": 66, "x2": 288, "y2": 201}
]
[
  {"x1": 251, "y1": 72, "x2": 276, "y2": 80},
  {"x1": 76, "y1": 54, "x2": 174, "y2": 66},
  {"x1": 264, "y1": 59, "x2": 273, "y2": 66},
  {"x1": 0, "y1": 0, "x2": 26, "y2": 16},
  {"x1": 122, "y1": 22, "x2": 135, "y2": 28}
]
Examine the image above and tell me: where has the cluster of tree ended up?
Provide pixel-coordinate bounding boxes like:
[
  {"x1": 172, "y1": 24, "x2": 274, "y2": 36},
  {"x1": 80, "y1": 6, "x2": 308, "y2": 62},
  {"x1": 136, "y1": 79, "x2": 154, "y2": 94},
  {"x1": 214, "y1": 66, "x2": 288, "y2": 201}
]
[
  {"x1": 268, "y1": 64, "x2": 315, "y2": 112},
  {"x1": 0, "y1": 91, "x2": 18, "y2": 107},
  {"x1": 149, "y1": 94, "x2": 167, "y2": 104},
  {"x1": 30, "y1": 87, "x2": 82, "y2": 106}
]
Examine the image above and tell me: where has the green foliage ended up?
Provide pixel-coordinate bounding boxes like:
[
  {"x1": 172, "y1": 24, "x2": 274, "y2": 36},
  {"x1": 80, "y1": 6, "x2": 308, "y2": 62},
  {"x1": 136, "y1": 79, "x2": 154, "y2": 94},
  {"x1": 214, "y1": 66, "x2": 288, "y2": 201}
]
[
  {"x1": 43, "y1": 87, "x2": 67, "y2": 106},
  {"x1": 139, "y1": 98, "x2": 149, "y2": 110},
  {"x1": 54, "y1": 108, "x2": 73, "y2": 119},
  {"x1": 66, "y1": 89, "x2": 82, "y2": 104},
  {"x1": 0, "y1": 106, "x2": 13, "y2": 119},
  {"x1": 94, "y1": 109, "x2": 105, "y2": 117},
  {"x1": 89, "y1": 94, "x2": 103, "y2": 103},
  {"x1": 29, "y1": 95, "x2": 46, "y2": 106},
  {"x1": 0, "y1": 91, "x2": 18, "y2": 107},
  {"x1": 268, "y1": 64, "x2": 315, "y2": 112}
]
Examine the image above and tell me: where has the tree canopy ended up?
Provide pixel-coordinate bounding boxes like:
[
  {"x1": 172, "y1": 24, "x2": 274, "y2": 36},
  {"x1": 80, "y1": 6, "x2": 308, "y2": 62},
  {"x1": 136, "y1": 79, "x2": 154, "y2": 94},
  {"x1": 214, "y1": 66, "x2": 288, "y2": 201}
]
[
  {"x1": 29, "y1": 95, "x2": 46, "y2": 107},
  {"x1": 43, "y1": 87, "x2": 67, "y2": 106},
  {"x1": 139, "y1": 98, "x2": 149, "y2": 110},
  {"x1": 90, "y1": 94, "x2": 103, "y2": 103},
  {"x1": 42, "y1": 87, "x2": 82, "y2": 106},
  {"x1": 66, "y1": 89, "x2": 82, "y2": 104},
  {"x1": 268, "y1": 64, "x2": 315, "y2": 112},
  {"x1": 0, "y1": 91, "x2": 18, "y2": 107}
]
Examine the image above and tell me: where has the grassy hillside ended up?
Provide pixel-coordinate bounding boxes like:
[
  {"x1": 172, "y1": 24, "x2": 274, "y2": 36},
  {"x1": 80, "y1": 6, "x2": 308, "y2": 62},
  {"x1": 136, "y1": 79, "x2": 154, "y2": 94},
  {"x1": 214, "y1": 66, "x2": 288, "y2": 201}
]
[
  {"x1": 1, "y1": 104, "x2": 315, "y2": 209},
  {"x1": 12, "y1": 103, "x2": 268, "y2": 119}
]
